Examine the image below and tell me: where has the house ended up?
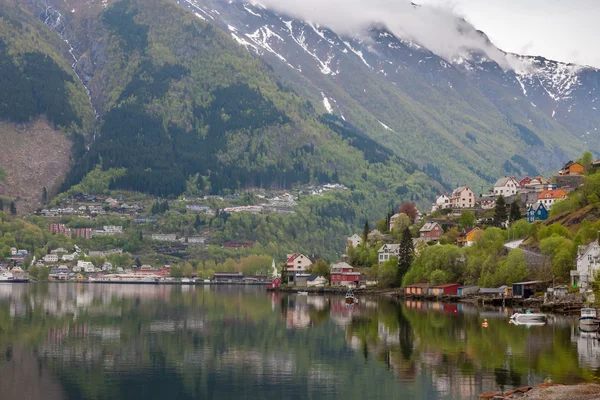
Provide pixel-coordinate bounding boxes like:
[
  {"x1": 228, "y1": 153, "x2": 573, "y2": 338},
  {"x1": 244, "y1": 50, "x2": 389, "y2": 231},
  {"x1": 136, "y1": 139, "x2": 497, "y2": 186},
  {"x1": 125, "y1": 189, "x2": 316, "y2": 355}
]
[
  {"x1": 330, "y1": 262, "x2": 361, "y2": 287},
  {"x1": 559, "y1": 161, "x2": 585, "y2": 175},
  {"x1": 346, "y1": 234, "x2": 363, "y2": 248},
  {"x1": 493, "y1": 177, "x2": 519, "y2": 196},
  {"x1": 49, "y1": 224, "x2": 71, "y2": 236},
  {"x1": 133, "y1": 265, "x2": 170, "y2": 277},
  {"x1": 49, "y1": 267, "x2": 70, "y2": 280},
  {"x1": 389, "y1": 213, "x2": 401, "y2": 231},
  {"x1": 478, "y1": 197, "x2": 496, "y2": 210},
  {"x1": 224, "y1": 242, "x2": 254, "y2": 249},
  {"x1": 151, "y1": 233, "x2": 178, "y2": 242},
  {"x1": 593, "y1": 160, "x2": 600, "y2": 169},
  {"x1": 457, "y1": 285, "x2": 480, "y2": 296},
  {"x1": 457, "y1": 227, "x2": 482, "y2": 247},
  {"x1": 537, "y1": 189, "x2": 567, "y2": 210},
  {"x1": 378, "y1": 244, "x2": 400, "y2": 264},
  {"x1": 403, "y1": 283, "x2": 429, "y2": 296},
  {"x1": 419, "y1": 222, "x2": 444, "y2": 242},
  {"x1": 526, "y1": 203, "x2": 549, "y2": 223},
  {"x1": 102, "y1": 262, "x2": 113, "y2": 271},
  {"x1": 431, "y1": 194, "x2": 451, "y2": 212},
  {"x1": 431, "y1": 283, "x2": 461, "y2": 296},
  {"x1": 77, "y1": 261, "x2": 95, "y2": 273},
  {"x1": 186, "y1": 237, "x2": 205, "y2": 244},
  {"x1": 50, "y1": 248, "x2": 68, "y2": 254},
  {"x1": 571, "y1": 241, "x2": 600, "y2": 291},
  {"x1": 450, "y1": 186, "x2": 475, "y2": 208},
  {"x1": 62, "y1": 253, "x2": 77, "y2": 261},
  {"x1": 285, "y1": 254, "x2": 314, "y2": 283},
  {"x1": 519, "y1": 176, "x2": 533, "y2": 188},
  {"x1": 43, "y1": 254, "x2": 59, "y2": 263}
]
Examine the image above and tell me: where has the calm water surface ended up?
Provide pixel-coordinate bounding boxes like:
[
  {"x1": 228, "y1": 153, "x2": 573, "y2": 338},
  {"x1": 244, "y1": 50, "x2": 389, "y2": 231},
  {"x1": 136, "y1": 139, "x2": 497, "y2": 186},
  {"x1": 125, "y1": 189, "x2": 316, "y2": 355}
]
[{"x1": 0, "y1": 283, "x2": 597, "y2": 400}]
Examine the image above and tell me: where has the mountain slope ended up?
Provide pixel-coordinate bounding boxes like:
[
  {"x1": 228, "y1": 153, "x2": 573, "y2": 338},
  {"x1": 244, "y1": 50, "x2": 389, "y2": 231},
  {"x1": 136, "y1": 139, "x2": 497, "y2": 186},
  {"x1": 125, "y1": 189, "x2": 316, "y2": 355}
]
[
  {"x1": 171, "y1": 0, "x2": 598, "y2": 188},
  {"x1": 0, "y1": 0, "x2": 95, "y2": 212}
]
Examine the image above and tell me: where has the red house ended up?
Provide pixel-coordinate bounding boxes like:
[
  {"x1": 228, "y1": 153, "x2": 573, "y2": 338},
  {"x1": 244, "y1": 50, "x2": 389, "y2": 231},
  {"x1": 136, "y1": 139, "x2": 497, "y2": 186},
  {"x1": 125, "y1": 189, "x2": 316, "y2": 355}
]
[
  {"x1": 330, "y1": 262, "x2": 361, "y2": 287},
  {"x1": 431, "y1": 283, "x2": 461, "y2": 296},
  {"x1": 519, "y1": 176, "x2": 532, "y2": 188},
  {"x1": 419, "y1": 222, "x2": 444, "y2": 242},
  {"x1": 133, "y1": 265, "x2": 170, "y2": 277}
]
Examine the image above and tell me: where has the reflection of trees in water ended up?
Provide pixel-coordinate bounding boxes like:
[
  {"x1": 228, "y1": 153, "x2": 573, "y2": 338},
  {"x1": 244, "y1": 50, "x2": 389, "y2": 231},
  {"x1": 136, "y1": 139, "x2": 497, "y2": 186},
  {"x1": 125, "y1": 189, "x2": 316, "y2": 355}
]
[{"x1": 397, "y1": 306, "x2": 413, "y2": 361}]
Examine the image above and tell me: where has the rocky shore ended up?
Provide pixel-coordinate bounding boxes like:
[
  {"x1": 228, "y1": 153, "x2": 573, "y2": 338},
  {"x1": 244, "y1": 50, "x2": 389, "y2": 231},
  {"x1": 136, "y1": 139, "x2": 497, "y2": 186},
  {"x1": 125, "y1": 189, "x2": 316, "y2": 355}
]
[{"x1": 479, "y1": 383, "x2": 600, "y2": 400}]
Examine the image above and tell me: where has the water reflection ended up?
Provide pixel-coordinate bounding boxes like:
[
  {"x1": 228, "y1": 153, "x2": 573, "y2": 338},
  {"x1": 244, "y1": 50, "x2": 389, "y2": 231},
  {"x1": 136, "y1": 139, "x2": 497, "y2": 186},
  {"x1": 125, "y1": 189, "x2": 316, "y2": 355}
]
[{"x1": 0, "y1": 284, "x2": 596, "y2": 400}]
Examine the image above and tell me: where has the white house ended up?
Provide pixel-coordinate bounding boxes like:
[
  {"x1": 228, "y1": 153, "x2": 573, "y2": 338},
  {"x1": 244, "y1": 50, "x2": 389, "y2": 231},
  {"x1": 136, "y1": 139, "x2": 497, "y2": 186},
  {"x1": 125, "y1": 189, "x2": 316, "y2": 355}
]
[
  {"x1": 285, "y1": 254, "x2": 313, "y2": 275},
  {"x1": 43, "y1": 254, "x2": 59, "y2": 263},
  {"x1": 378, "y1": 244, "x2": 400, "y2": 265},
  {"x1": 102, "y1": 262, "x2": 113, "y2": 271},
  {"x1": 77, "y1": 261, "x2": 95, "y2": 273},
  {"x1": 431, "y1": 194, "x2": 451, "y2": 212},
  {"x1": 50, "y1": 247, "x2": 68, "y2": 254},
  {"x1": 62, "y1": 253, "x2": 77, "y2": 261},
  {"x1": 346, "y1": 234, "x2": 363, "y2": 248},
  {"x1": 152, "y1": 233, "x2": 178, "y2": 242},
  {"x1": 493, "y1": 177, "x2": 519, "y2": 196},
  {"x1": 571, "y1": 241, "x2": 600, "y2": 291},
  {"x1": 103, "y1": 225, "x2": 123, "y2": 234}
]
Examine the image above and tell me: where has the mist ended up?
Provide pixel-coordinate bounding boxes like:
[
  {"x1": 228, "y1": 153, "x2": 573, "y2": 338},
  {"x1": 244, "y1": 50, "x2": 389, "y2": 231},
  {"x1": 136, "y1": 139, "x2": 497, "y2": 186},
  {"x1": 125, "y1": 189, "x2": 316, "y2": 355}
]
[{"x1": 250, "y1": 0, "x2": 511, "y2": 68}]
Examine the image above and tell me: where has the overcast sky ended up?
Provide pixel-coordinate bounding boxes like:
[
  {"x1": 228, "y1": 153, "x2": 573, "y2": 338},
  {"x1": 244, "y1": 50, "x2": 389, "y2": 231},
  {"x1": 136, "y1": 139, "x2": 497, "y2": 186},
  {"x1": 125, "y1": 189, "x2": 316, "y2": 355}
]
[{"x1": 416, "y1": 0, "x2": 600, "y2": 68}]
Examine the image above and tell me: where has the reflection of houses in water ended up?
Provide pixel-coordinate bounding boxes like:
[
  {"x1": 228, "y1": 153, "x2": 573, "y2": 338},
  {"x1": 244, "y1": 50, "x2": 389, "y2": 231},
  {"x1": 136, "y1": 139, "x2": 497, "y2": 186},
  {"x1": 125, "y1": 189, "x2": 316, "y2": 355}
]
[
  {"x1": 571, "y1": 326, "x2": 600, "y2": 369},
  {"x1": 286, "y1": 309, "x2": 311, "y2": 329},
  {"x1": 378, "y1": 322, "x2": 400, "y2": 345}
]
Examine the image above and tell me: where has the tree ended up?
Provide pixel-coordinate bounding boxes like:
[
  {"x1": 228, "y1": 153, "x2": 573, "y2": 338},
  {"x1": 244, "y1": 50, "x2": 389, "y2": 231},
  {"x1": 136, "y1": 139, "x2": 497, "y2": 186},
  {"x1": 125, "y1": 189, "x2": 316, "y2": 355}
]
[
  {"x1": 0, "y1": 199, "x2": 3, "y2": 211},
  {"x1": 9, "y1": 201, "x2": 16, "y2": 215},
  {"x1": 42, "y1": 187, "x2": 48, "y2": 205},
  {"x1": 396, "y1": 227, "x2": 414, "y2": 287},
  {"x1": 578, "y1": 151, "x2": 594, "y2": 171},
  {"x1": 393, "y1": 213, "x2": 411, "y2": 232},
  {"x1": 135, "y1": 257, "x2": 142, "y2": 268},
  {"x1": 37, "y1": 267, "x2": 50, "y2": 281},
  {"x1": 194, "y1": 214, "x2": 201, "y2": 231},
  {"x1": 170, "y1": 265, "x2": 183, "y2": 278},
  {"x1": 378, "y1": 256, "x2": 398, "y2": 288},
  {"x1": 181, "y1": 262, "x2": 194, "y2": 277},
  {"x1": 398, "y1": 202, "x2": 418, "y2": 223},
  {"x1": 458, "y1": 210, "x2": 476, "y2": 229},
  {"x1": 138, "y1": 231, "x2": 143, "y2": 241},
  {"x1": 493, "y1": 196, "x2": 507, "y2": 228},
  {"x1": 311, "y1": 260, "x2": 330, "y2": 279},
  {"x1": 362, "y1": 220, "x2": 370, "y2": 243},
  {"x1": 509, "y1": 201, "x2": 521, "y2": 224}
]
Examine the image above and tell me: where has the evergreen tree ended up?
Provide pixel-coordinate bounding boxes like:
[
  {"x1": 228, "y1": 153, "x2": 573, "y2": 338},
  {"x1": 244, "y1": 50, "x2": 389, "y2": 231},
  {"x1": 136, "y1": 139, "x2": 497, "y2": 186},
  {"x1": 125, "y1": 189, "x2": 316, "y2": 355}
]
[
  {"x1": 509, "y1": 201, "x2": 521, "y2": 224},
  {"x1": 194, "y1": 214, "x2": 201, "y2": 231},
  {"x1": 396, "y1": 227, "x2": 414, "y2": 287},
  {"x1": 0, "y1": 199, "x2": 3, "y2": 211},
  {"x1": 135, "y1": 257, "x2": 142, "y2": 268},
  {"x1": 493, "y1": 196, "x2": 508, "y2": 228},
  {"x1": 9, "y1": 201, "x2": 16, "y2": 215},
  {"x1": 138, "y1": 231, "x2": 143, "y2": 241},
  {"x1": 362, "y1": 220, "x2": 370, "y2": 243},
  {"x1": 42, "y1": 187, "x2": 48, "y2": 205},
  {"x1": 281, "y1": 264, "x2": 288, "y2": 285}
]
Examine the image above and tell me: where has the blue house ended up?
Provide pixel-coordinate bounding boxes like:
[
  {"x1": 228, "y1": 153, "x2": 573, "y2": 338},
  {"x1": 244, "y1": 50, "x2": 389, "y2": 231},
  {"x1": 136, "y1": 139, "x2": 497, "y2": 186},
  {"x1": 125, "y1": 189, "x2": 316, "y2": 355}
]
[{"x1": 527, "y1": 203, "x2": 548, "y2": 223}]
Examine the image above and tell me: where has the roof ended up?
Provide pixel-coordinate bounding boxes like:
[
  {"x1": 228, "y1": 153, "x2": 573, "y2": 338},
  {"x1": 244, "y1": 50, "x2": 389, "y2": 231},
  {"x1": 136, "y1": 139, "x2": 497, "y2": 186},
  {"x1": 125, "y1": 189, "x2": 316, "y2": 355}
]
[
  {"x1": 513, "y1": 280, "x2": 543, "y2": 285},
  {"x1": 331, "y1": 262, "x2": 354, "y2": 270},
  {"x1": 306, "y1": 273, "x2": 320, "y2": 281},
  {"x1": 378, "y1": 244, "x2": 400, "y2": 253},
  {"x1": 432, "y1": 283, "x2": 461, "y2": 288},
  {"x1": 419, "y1": 222, "x2": 440, "y2": 232},
  {"x1": 593, "y1": 160, "x2": 600, "y2": 166},
  {"x1": 404, "y1": 283, "x2": 429, "y2": 288},
  {"x1": 452, "y1": 186, "x2": 471, "y2": 195},
  {"x1": 537, "y1": 189, "x2": 567, "y2": 200},
  {"x1": 493, "y1": 177, "x2": 517, "y2": 187},
  {"x1": 478, "y1": 287, "x2": 506, "y2": 294},
  {"x1": 458, "y1": 285, "x2": 479, "y2": 289},
  {"x1": 214, "y1": 272, "x2": 243, "y2": 276}
]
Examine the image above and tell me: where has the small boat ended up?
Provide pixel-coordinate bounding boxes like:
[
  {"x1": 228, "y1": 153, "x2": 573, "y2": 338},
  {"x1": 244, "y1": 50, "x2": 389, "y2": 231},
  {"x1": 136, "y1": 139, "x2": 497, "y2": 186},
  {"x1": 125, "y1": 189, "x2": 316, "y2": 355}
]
[
  {"x1": 345, "y1": 289, "x2": 355, "y2": 304},
  {"x1": 579, "y1": 308, "x2": 600, "y2": 325},
  {"x1": 509, "y1": 319, "x2": 546, "y2": 327},
  {"x1": 510, "y1": 310, "x2": 546, "y2": 323},
  {"x1": 297, "y1": 291, "x2": 309, "y2": 296}
]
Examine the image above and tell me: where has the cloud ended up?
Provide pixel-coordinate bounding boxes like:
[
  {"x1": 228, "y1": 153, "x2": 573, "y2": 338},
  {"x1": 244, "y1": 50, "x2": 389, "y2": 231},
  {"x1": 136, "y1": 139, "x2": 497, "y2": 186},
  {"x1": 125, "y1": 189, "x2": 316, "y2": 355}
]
[{"x1": 251, "y1": 0, "x2": 511, "y2": 68}]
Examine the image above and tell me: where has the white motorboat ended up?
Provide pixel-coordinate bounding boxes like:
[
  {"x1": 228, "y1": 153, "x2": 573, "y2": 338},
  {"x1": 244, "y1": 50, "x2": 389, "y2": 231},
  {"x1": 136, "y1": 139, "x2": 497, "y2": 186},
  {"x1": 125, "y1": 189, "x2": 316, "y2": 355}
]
[
  {"x1": 579, "y1": 308, "x2": 600, "y2": 325},
  {"x1": 0, "y1": 271, "x2": 14, "y2": 282},
  {"x1": 345, "y1": 289, "x2": 355, "y2": 304},
  {"x1": 510, "y1": 311, "x2": 547, "y2": 323},
  {"x1": 297, "y1": 291, "x2": 309, "y2": 296},
  {"x1": 509, "y1": 319, "x2": 546, "y2": 327}
]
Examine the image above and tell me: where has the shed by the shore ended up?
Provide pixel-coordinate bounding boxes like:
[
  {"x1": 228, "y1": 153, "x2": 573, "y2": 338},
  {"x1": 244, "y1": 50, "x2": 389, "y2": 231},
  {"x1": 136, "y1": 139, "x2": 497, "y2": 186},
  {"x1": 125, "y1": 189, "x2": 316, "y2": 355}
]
[
  {"x1": 457, "y1": 285, "x2": 479, "y2": 296},
  {"x1": 478, "y1": 286, "x2": 508, "y2": 297},
  {"x1": 513, "y1": 281, "x2": 546, "y2": 299},
  {"x1": 431, "y1": 283, "x2": 461, "y2": 296},
  {"x1": 404, "y1": 283, "x2": 429, "y2": 295}
]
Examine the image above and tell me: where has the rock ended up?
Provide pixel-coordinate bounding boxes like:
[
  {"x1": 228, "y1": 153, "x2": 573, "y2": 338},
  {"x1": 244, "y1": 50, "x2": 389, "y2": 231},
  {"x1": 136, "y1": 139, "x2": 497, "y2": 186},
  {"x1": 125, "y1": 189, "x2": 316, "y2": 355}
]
[{"x1": 478, "y1": 392, "x2": 503, "y2": 399}]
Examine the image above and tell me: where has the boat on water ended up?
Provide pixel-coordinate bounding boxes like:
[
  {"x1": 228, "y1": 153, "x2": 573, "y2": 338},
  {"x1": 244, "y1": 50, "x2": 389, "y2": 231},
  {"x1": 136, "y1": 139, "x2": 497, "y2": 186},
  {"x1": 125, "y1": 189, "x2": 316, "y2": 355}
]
[
  {"x1": 510, "y1": 310, "x2": 546, "y2": 323},
  {"x1": 509, "y1": 319, "x2": 546, "y2": 327},
  {"x1": 345, "y1": 289, "x2": 355, "y2": 304},
  {"x1": 579, "y1": 308, "x2": 600, "y2": 326},
  {"x1": 297, "y1": 291, "x2": 309, "y2": 296}
]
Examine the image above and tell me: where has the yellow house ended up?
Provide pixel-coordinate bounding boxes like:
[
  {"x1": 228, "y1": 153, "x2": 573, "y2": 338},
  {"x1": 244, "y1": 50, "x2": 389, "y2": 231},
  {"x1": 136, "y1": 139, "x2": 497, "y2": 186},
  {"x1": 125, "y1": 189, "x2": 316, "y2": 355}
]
[{"x1": 457, "y1": 227, "x2": 483, "y2": 247}]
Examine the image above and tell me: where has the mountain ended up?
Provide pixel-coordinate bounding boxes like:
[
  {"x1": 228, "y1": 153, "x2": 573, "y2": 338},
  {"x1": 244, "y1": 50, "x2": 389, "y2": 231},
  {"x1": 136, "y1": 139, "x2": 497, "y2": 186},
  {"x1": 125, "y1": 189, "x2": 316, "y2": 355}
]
[
  {"x1": 171, "y1": 0, "x2": 599, "y2": 188},
  {"x1": 0, "y1": 0, "x2": 95, "y2": 213}
]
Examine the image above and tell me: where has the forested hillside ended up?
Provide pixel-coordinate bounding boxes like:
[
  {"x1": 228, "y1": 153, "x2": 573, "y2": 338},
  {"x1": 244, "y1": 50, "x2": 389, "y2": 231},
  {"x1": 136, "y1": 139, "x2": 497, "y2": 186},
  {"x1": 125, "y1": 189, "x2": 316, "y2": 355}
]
[{"x1": 0, "y1": 0, "x2": 95, "y2": 213}]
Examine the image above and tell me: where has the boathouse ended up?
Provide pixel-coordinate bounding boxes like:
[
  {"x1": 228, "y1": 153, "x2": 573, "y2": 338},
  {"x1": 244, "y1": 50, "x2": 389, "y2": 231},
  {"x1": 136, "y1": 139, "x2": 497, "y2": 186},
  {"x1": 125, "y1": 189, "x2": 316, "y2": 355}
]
[
  {"x1": 431, "y1": 283, "x2": 461, "y2": 296},
  {"x1": 403, "y1": 283, "x2": 429, "y2": 295},
  {"x1": 512, "y1": 281, "x2": 546, "y2": 298},
  {"x1": 457, "y1": 285, "x2": 479, "y2": 297}
]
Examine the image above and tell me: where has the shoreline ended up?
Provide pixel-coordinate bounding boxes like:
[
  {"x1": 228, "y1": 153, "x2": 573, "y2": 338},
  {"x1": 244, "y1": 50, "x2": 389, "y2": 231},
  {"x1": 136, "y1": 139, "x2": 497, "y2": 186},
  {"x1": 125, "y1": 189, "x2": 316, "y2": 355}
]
[{"x1": 479, "y1": 383, "x2": 600, "y2": 399}]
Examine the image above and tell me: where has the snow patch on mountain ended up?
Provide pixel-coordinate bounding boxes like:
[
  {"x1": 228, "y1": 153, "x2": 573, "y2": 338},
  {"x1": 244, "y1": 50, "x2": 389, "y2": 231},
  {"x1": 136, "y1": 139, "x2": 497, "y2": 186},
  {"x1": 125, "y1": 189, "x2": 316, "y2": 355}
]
[
  {"x1": 321, "y1": 92, "x2": 333, "y2": 113},
  {"x1": 378, "y1": 120, "x2": 394, "y2": 132},
  {"x1": 343, "y1": 41, "x2": 372, "y2": 69}
]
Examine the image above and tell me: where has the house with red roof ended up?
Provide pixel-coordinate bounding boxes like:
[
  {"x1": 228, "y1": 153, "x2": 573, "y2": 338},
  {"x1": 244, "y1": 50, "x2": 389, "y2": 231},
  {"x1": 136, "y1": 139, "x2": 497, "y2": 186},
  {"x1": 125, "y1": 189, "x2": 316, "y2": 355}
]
[{"x1": 537, "y1": 189, "x2": 567, "y2": 210}]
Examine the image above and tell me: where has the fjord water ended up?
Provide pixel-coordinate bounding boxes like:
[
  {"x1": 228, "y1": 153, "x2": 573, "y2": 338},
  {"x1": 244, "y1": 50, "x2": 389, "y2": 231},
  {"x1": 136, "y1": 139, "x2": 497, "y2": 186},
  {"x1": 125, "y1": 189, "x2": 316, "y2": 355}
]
[{"x1": 0, "y1": 284, "x2": 597, "y2": 400}]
